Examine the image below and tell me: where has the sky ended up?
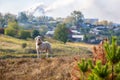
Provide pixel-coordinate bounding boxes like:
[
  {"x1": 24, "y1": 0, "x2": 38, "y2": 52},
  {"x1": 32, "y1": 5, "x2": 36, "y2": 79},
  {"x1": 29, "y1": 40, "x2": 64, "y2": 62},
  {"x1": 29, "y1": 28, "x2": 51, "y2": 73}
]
[{"x1": 0, "y1": 0, "x2": 120, "y2": 23}]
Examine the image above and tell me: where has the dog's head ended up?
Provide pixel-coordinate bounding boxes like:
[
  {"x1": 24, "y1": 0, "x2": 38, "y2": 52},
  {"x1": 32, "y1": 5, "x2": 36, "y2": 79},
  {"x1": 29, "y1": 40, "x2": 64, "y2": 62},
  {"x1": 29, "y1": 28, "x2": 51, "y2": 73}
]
[{"x1": 35, "y1": 36, "x2": 42, "y2": 45}]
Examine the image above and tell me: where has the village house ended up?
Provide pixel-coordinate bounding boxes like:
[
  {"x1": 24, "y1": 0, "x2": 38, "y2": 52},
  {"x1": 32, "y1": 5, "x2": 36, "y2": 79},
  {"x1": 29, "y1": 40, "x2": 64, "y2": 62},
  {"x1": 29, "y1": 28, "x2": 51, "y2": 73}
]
[
  {"x1": 46, "y1": 29, "x2": 84, "y2": 42},
  {"x1": 68, "y1": 29, "x2": 84, "y2": 42}
]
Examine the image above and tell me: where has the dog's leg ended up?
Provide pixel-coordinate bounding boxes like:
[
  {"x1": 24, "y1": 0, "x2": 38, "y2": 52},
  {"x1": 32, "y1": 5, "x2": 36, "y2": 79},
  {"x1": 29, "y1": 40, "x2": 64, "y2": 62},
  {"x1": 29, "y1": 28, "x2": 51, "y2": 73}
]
[
  {"x1": 45, "y1": 49, "x2": 48, "y2": 58},
  {"x1": 46, "y1": 53, "x2": 48, "y2": 58},
  {"x1": 40, "y1": 51, "x2": 42, "y2": 58},
  {"x1": 36, "y1": 49, "x2": 40, "y2": 58}
]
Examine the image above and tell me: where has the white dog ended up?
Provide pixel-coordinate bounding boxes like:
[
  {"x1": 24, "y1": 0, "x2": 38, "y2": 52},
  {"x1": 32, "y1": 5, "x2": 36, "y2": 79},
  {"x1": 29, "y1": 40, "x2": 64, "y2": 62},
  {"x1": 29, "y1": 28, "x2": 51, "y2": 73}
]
[{"x1": 35, "y1": 36, "x2": 52, "y2": 58}]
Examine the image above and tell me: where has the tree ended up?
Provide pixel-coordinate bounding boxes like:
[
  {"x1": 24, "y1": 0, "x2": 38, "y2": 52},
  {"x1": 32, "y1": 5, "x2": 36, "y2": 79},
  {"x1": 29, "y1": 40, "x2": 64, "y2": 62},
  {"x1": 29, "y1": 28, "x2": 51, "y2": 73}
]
[
  {"x1": 0, "y1": 28, "x2": 4, "y2": 34},
  {"x1": 84, "y1": 34, "x2": 89, "y2": 42},
  {"x1": 19, "y1": 30, "x2": 31, "y2": 39},
  {"x1": 64, "y1": 16, "x2": 74, "y2": 27},
  {"x1": 71, "y1": 11, "x2": 84, "y2": 28},
  {"x1": 4, "y1": 21, "x2": 21, "y2": 37},
  {"x1": 0, "y1": 13, "x2": 5, "y2": 27},
  {"x1": 78, "y1": 59, "x2": 89, "y2": 80},
  {"x1": 104, "y1": 36, "x2": 120, "y2": 80},
  {"x1": 39, "y1": 25, "x2": 48, "y2": 36},
  {"x1": 71, "y1": 37, "x2": 120, "y2": 80},
  {"x1": 4, "y1": 28, "x2": 16, "y2": 36},
  {"x1": 54, "y1": 23, "x2": 69, "y2": 44},
  {"x1": 18, "y1": 12, "x2": 28, "y2": 23},
  {"x1": 92, "y1": 61, "x2": 110, "y2": 80},
  {"x1": 31, "y1": 30, "x2": 40, "y2": 39},
  {"x1": 4, "y1": 13, "x2": 16, "y2": 25}
]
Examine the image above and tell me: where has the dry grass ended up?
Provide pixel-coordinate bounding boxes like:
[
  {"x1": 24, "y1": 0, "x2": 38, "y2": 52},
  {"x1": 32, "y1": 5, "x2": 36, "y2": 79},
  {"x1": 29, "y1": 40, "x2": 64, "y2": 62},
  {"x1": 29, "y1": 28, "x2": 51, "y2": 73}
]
[
  {"x1": 0, "y1": 35, "x2": 94, "y2": 80},
  {"x1": 0, "y1": 35, "x2": 93, "y2": 58},
  {"x1": 0, "y1": 55, "x2": 91, "y2": 80}
]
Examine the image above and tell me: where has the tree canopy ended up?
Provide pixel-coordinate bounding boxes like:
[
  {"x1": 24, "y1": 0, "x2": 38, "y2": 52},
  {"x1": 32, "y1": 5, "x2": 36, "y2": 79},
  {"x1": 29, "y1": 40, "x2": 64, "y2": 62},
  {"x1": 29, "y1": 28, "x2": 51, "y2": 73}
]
[{"x1": 54, "y1": 23, "x2": 69, "y2": 44}]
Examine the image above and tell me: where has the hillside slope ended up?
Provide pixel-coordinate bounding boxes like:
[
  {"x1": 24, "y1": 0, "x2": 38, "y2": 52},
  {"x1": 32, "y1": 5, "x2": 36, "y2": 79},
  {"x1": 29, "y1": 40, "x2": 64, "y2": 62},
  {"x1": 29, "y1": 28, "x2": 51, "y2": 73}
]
[
  {"x1": 0, "y1": 35, "x2": 93, "y2": 59},
  {"x1": 0, "y1": 35, "x2": 93, "y2": 80},
  {"x1": 0, "y1": 56, "x2": 90, "y2": 80}
]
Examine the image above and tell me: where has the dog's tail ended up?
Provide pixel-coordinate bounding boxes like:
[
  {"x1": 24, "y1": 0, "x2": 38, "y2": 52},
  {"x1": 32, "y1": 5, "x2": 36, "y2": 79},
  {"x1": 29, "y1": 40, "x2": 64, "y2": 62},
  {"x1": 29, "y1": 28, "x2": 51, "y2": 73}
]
[{"x1": 47, "y1": 44, "x2": 53, "y2": 58}]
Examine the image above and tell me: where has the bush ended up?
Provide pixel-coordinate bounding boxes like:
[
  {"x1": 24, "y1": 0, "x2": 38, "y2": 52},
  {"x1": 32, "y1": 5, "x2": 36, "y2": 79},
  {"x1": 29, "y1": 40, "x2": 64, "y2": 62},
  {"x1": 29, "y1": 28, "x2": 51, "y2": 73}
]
[
  {"x1": 54, "y1": 23, "x2": 69, "y2": 44},
  {"x1": 4, "y1": 28, "x2": 16, "y2": 36},
  {"x1": 71, "y1": 37, "x2": 120, "y2": 80},
  {"x1": 24, "y1": 49, "x2": 36, "y2": 53},
  {"x1": 0, "y1": 28, "x2": 4, "y2": 34},
  {"x1": 21, "y1": 43, "x2": 27, "y2": 49},
  {"x1": 19, "y1": 30, "x2": 31, "y2": 39},
  {"x1": 4, "y1": 21, "x2": 21, "y2": 37},
  {"x1": 31, "y1": 30, "x2": 39, "y2": 39}
]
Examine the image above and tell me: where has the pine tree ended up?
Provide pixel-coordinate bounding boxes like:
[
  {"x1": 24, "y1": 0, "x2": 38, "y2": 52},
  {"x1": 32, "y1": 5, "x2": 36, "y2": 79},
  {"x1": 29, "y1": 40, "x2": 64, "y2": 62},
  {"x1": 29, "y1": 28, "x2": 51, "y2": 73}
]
[
  {"x1": 104, "y1": 36, "x2": 120, "y2": 80},
  {"x1": 92, "y1": 61, "x2": 110, "y2": 80},
  {"x1": 88, "y1": 74, "x2": 99, "y2": 80},
  {"x1": 77, "y1": 59, "x2": 88, "y2": 80}
]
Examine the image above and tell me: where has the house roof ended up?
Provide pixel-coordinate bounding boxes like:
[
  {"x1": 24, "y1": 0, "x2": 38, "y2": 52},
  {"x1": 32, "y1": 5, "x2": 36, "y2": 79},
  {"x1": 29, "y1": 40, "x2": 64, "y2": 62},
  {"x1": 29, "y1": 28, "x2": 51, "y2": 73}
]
[
  {"x1": 46, "y1": 31, "x2": 54, "y2": 35},
  {"x1": 72, "y1": 35, "x2": 84, "y2": 39},
  {"x1": 71, "y1": 30, "x2": 80, "y2": 34}
]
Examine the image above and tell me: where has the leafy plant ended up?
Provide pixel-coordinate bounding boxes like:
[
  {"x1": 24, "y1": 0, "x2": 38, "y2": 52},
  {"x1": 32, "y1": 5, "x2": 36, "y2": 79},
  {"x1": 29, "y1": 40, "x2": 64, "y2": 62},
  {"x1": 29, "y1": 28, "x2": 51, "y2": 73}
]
[
  {"x1": 115, "y1": 62, "x2": 120, "y2": 80},
  {"x1": 77, "y1": 59, "x2": 88, "y2": 80},
  {"x1": 115, "y1": 74, "x2": 120, "y2": 80},
  {"x1": 104, "y1": 36, "x2": 120, "y2": 80},
  {"x1": 92, "y1": 61, "x2": 110, "y2": 80},
  {"x1": 88, "y1": 74, "x2": 99, "y2": 80},
  {"x1": 115, "y1": 62, "x2": 120, "y2": 74},
  {"x1": 21, "y1": 43, "x2": 27, "y2": 49},
  {"x1": 54, "y1": 23, "x2": 69, "y2": 44},
  {"x1": 88, "y1": 59, "x2": 94, "y2": 69}
]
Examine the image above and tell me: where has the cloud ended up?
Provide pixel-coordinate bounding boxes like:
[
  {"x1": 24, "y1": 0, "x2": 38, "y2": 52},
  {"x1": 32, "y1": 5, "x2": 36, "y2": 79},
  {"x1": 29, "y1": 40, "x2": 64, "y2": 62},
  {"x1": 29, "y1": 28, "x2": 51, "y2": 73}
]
[
  {"x1": 25, "y1": 0, "x2": 75, "y2": 15},
  {"x1": 88, "y1": 0, "x2": 120, "y2": 22},
  {"x1": 25, "y1": 2, "x2": 45, "y2": 15},
  {"x1": 24, "y1": 0, "x2": 120, "y2": 23},
  {"x1": 45, "y1": 0, "x2": 74, "y2": 12}
]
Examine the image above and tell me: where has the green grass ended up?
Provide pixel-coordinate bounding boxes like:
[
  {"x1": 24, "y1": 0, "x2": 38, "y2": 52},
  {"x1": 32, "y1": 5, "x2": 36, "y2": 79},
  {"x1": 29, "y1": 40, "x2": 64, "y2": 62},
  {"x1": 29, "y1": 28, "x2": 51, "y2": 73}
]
[{"x1": 0, "y1": 34, "x2": 93, "y2": 59}]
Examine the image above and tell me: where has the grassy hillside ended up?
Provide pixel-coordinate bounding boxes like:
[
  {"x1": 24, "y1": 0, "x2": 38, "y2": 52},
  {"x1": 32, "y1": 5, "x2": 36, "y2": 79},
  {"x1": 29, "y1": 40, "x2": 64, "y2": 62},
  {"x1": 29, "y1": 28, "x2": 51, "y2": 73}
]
[
  {"x1": 0, "y1": 34, "x2": 93, "y2": 59},
  {"x1": 1, "y1": 56, "x2": 91, "y2": 80},
  {"x1": 0, "y1": 35, "x2": 94, "y2": 80}
]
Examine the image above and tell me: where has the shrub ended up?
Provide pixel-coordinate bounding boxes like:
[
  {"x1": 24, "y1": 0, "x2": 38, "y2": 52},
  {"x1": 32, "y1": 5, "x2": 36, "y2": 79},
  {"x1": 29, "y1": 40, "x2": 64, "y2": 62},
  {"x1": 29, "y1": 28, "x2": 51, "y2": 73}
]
[
  {"x1": 21, "y1": 43, "x2": 27, "y2": 49},
  {"x1": 77, "y1": 59, "x2": 89, "y2": 80},
  {"x1": 71, "y1": 36, "x2": 120, "y2": 80},
  {"x1": 104, "y1": 36, "x2": 120, "y2": 80},
  {"x1": 19, "y1": 30, "x2": 31, "y2": 39},
  {"x1": 54, "y1": 23, "x2": 69, "y2": 44},
  {"x1": 31, "y1": 30, "x2": 39, "y2": 39},
  {"x1": 92, "y1": 61, "x2": 110, "y2": 80},
  {"x1": 4, "y1": 28, "x2": 16, "y2": 36},
  {"x1": 0, "y1": 28, "x2": 4, "y2": 34}
]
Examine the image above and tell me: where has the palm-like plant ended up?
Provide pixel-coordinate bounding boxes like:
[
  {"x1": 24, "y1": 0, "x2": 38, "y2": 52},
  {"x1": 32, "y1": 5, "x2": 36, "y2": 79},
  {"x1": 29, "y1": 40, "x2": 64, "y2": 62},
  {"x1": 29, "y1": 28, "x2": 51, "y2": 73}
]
[
  {"x1": 115, "y1": 62, "x2": 120, "y2": 80},
  {"x1": 92, "y1": 61, "x2": 110, "y2": 80},
  {"x1": 78, "y1": 59, "x2": 88, "y2": 80},
  {"x1": 88, "y1": 74, "x2": 99, "y2": 80},
  {"x1": 104, "y1": 36, "x2": 120, "y2": 80},
  {"x1": 115, "y1": 62, "x2": 120, "y2": 74},
  {"x1": 88, "y1": 59, "x2": 94, "y2": 69}
]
